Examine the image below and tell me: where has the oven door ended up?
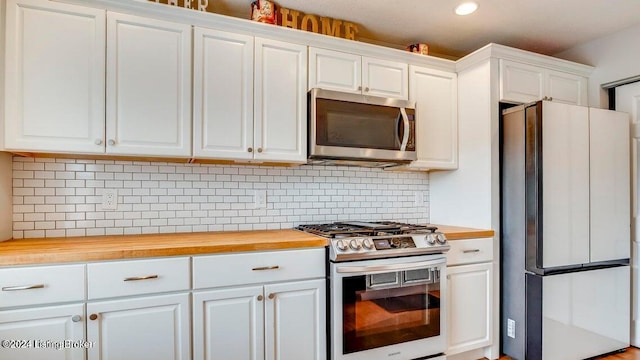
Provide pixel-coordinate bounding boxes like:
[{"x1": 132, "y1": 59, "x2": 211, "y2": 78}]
[{"x1": 330, "y1": 255, "x2": 446, "y2": 360}]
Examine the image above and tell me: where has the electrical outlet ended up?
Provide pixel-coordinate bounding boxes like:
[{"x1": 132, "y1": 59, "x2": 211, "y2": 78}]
[
  {"x1": 254, "y1": 190, "x2": 267, "y2": 209},
  {"x1": 507, "y1": 318, "x2": 516, "y2": 338},
  {"x1": 414, "y1": 192, "x2": 425, "y2": 207},
  {"x1": 102, "y1": 189, "x2": 118, "y2": 210}
]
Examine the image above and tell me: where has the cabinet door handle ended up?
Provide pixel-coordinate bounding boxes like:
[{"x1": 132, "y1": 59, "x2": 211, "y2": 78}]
[
  {"x1": 257, "y1": 295, "x2": 264, "y2": 301},
  {"x1": 107, "y1": 139, "x2": 116, "y2": 146},
  {"x1": 364, "y1": 87, "x2": 370, "y2": 92},
  {"x1": 89, "y1": 314, "x2": 98, "y2": 321},
  {"x1": 268, "y1": 293, "x2": 275, "y2": 300},
  {"x1": 257, "y1": 148, "x2": 263, "y2": 153},
  {"x1": 462, "y1": 249, "x2": 481, "y2": 253},
  {"x1": 357, "y1": 86, "x2": 362, "y2": 91},
  {"x1": 2, "y1": 284, "x2": 45, "y2": 291},
  {"x1": 251, "y1": 265, "x2": 280, "y2": 271},
  {"x1": 123, "y1": 275, "x2": 159, "y2": 282},
  {"x1": 252, "y1": 266, "x2": 280, "y2": 271},
  {"x1": 95, "y1": 139, "x2": 103, "y2": 145},
  {"x1": 71, "y1": 315, "x2": 82, "y2": 322},
  {"x1": 248, "y1": 147, "x2": 253, "y2": 153}
]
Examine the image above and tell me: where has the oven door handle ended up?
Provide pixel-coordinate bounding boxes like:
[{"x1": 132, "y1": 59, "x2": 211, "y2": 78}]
[{"x1": 336, "y1": 259, "x2": 444, "y2": 274}]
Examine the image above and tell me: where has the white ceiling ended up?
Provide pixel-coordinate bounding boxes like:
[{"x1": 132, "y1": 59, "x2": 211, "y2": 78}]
[{"x1": 209, "y1": 0, "x2": 640, "y2": 59}]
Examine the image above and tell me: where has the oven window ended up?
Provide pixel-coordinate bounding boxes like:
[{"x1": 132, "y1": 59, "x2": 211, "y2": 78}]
[{"x1": 342, "y1": 270, "x2": 440, "y2": 354}]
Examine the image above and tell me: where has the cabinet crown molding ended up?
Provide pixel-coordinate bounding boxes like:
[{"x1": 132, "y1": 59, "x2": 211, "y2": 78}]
[{"x1": 455, "y1": 43, "x2": 594, "y2": 76}]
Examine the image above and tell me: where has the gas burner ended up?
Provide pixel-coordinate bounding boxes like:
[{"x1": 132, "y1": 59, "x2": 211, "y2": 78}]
[{"x1": 297, "y1": 220, "x2": 450, "y2": 261}]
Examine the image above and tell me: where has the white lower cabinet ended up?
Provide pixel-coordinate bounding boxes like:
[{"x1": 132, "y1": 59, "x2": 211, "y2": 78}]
[
  {"x1": 192, "y1": 249, "x2": 326, "y2": 360},
  {"x1": 0, "y1": 303, "x2": 86, "y2": 360},
  {"x1": 85, "y1": 257, "x2": 191, "y2": 360},
  {"x1": 446, "y1": 238, "x2": 494, "y2": 359},
  {"x1": 86, "y1": 293, "x2": 190, "y2": 360},
  {"x1": 0, "y1": 263, "x2": 87, "y2": 360}
]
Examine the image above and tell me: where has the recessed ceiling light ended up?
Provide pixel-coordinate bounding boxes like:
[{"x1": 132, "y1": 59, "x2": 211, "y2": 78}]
[{"x1": 455, "y1": 2, "x2": 478, "y2": 15}]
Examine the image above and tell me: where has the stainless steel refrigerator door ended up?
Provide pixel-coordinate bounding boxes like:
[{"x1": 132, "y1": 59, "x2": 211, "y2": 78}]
[
  {"x1": 589, "y1": 107, "x2": 631, "y2": 263},
  {"x1": 536, "y1": 101, "x2": 591, "y2": 269},
  {"x1": 540, "y1": 266, "x2": 630, "y2": 359}
]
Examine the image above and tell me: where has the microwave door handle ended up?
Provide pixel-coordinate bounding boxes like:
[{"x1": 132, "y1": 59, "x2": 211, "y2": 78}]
[{"x1": 399, "y1": 107, "x2": 410, "y2": 151}]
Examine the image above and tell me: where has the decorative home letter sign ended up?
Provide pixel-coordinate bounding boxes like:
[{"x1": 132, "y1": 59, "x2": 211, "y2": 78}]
[
  {"x1": 148, "y1": 0, "x2": 214, "y2": 13},
  {"x1": 279, "y1": 7, "x2": 359, "y2": 40}
]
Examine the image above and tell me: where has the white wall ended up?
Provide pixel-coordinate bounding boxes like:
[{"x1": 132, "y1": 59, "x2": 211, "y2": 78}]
[
  {"x1": 0, "y1": 153, "x2": 12, "y2": 240},
  {"x1": 555, "y1": 23, "x2": 640, "y2": 108},
  {"x1": 11, "y1": 157, "x2": 430, "y2": 239}
]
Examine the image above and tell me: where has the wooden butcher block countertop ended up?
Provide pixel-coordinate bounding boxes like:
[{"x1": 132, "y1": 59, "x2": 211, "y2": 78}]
[{"x1": 0, "y1": 225, "x2": 494, "y2": 266}]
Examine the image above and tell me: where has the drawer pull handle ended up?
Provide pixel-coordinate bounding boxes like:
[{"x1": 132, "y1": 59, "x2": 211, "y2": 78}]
[
  {"x1": 2, "y1": 284, "x2": 45, "y2": 291},
  {"x1": 463, "y1": 249, "x2": 481, "y2": 253},
  {"x1": 123, "y1": 275, "x2": 159, "y2": 282},
  {"x1": 252, "y1": 266, "x2": 280, "y2": 271}
]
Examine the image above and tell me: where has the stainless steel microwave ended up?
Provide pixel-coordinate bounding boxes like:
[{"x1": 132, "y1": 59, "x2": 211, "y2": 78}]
[{"x1": 308, "y1": 88, "x2": 416, "y2": 167}]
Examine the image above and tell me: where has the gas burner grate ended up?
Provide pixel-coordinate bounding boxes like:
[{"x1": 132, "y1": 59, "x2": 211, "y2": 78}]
[{"x1": 298, "y1": 221, "x2": 435, "y2": 238}]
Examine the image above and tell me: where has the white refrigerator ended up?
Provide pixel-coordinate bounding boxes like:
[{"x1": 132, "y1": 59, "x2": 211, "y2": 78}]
[{"x1": 501, "y1": 100, "x2": 630, "y2": 359}]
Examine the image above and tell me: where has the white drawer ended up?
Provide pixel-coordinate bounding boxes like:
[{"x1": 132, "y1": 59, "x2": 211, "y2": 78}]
[
  {"x1": 87, "y1": 257, "x2": 190, "y2": 299},
  {"x1": 193, "y1": 248, "x2": 325, "y2": 289},
  {"x1": 0, "y1": 264, "x2": 85, "y2": 307},
  {"x1": 446, "y1": 238, "x2": 494, "y2": 266}
]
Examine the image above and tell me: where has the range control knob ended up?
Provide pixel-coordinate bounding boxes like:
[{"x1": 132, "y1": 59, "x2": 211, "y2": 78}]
[
  {"x1": 362, "y1": 238, "x2": 374, "y2": 250},
  {"x1": 436, "y1": 233, "x2": 447, "y2": 244},
  {"x1": 336, "y1": 239, "x2": 348, "y2": 251},
  {"x1": 349, "y1": 239, "x2": 362, "y2": 250},
  {"x1": 426, "y1": 234, "x2": 437, "y2": 245}
]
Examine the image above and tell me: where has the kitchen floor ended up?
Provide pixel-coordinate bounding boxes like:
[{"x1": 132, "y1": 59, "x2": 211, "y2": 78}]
[{"x1": 497, "y1": 347, "x2": 640, "y2": 359}]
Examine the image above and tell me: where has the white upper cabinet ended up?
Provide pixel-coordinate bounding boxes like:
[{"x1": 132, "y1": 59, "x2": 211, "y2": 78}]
[
  {"x1": 309, "y1": 47, "x2": 408, "y2": 100},
  {"x1": 254, "y1": 38, "x2": 307, "y2": 163},
  {"x1": 193, "y1": 28, "x2": 254, "y2": 160},
  {"x1": 362, "y1": 57, "x2": 408, "y2": 100},
  {"x1": 106, "y1": 12, "x2": 192, "y2": 157},
  {"x1": 546, "y1": 69, "x2": 588, "y2": 106},
  {"x1": 308, "y1": 48, "x2": 361, "y2": 94},
  {"x1": 402, "y1": 65, "x2": 457, "y2": 170},
  {"x1": 500, "y1": 59, "x2": 588, "y2": 105},
  {"x1": 4, "y1": 0, "x2": 105, "y2": 153},
  {"x1": 194, "y1": 32, "x2": 306, "y2": 163}
]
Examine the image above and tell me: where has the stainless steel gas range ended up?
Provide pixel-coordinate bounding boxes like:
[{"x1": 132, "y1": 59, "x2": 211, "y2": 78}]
[{"x1": 298, "y1": 221, "x2": 449, "y2": 360}]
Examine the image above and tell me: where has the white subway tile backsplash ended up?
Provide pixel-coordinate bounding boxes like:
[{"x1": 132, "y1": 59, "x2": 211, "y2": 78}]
[{"x1": 11, "y1": 157, "x2": 430, "y2": 239}]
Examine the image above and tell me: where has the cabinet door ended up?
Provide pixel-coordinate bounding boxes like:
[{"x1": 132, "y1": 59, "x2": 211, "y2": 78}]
[
  {"x1": 193, "y1": 28, "x2": 253, "y2": 160},
  {"x1": 0, "y1": 303, "x2": 85, "y2": 360},
  {"x1": 106, "y1": 12, "x2": 191, "y2": 157},
  {"x1": 546, "y1": 70, "x2": 588, "y2": 105},
  {"x1": 87, "y1": 293, "x2": 190, "y2": 360},
  {"x1": 254, "y1": 38, "x2": 307, "y2": 163},
  {"x1": 264, "y1": 279, "x2": 326, "y2": 360},
  {"x1": 499, "y1": 59, "x2": 544, "y2": 104},
  {"x1": 590, "y1": 108, "x2": 630, "y2": 262},
  {"x1": 447, "y1": 262, "x2": 492, "y2": 355},
  {"x1": 362, "y1": 57, "x2": 408, "y2": 100},
  {"x1": 4, "y1": 0, "x2": 105, "y2": 153},
  {"x1": 406, "y1": 65, "x2": 458, "y2": 170},
  {"x1": 192, "y1": 286, "x2": 264, "y2": 360},
  {"x1": 541, "y1": 101, "x2": 590, "y2": 268},
  {"x1": 308, "y1": 47, "x2": 361, "y2": 93}
]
